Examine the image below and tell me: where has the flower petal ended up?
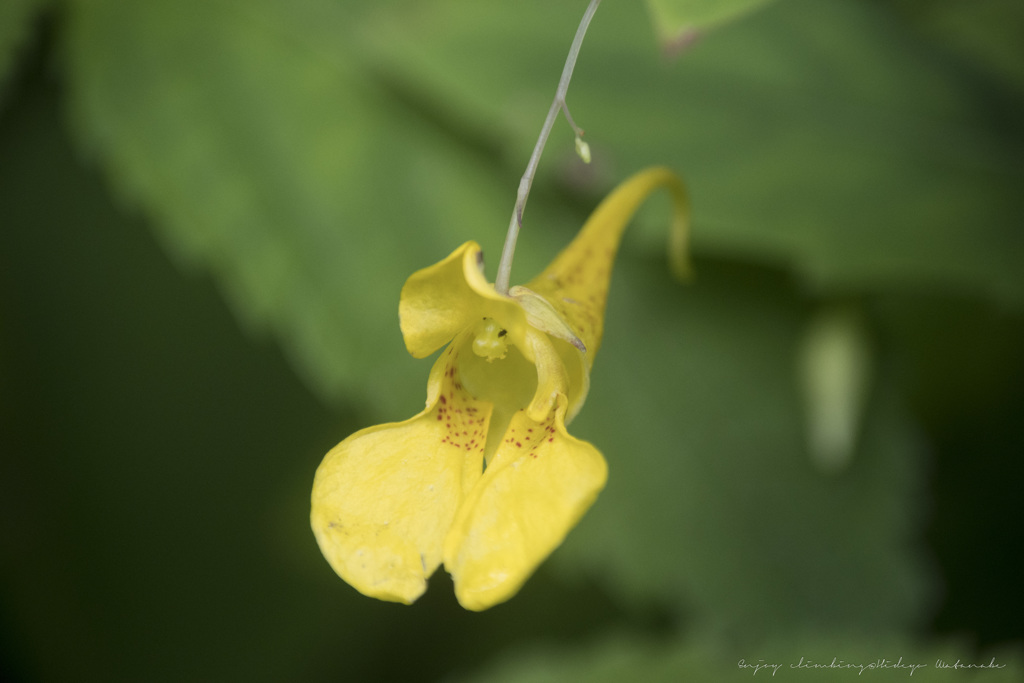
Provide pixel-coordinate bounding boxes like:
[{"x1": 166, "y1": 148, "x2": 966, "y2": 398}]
[
  {"x1": 399, "y1": 241, "x2": 527, "y2": 359},
  {"x1": 442, "y1": 396, "x2": 606, "y2": 611},
  {"x1": 310, "y1": 341, "x2": 491, "y2": 604},
  {"x1": 526, "y1": 166, "x2": 691, "y2": 365},
  {"x1": 509, "y1": 286, "x2": 590, "y2": 423},
  {"x1": 442, "y1": 331, "x2": 607, "y2": 611},
  {"x1": 509, "y1": 285, "x2": 585, "y2": 352},
  {"x1": 550, "y1": 336, "x2": 589, "y2": 424}
]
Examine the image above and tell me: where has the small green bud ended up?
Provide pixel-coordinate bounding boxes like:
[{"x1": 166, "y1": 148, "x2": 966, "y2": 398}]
[{"x1": 574, "y1": 135, "x2": 591, "y2": 164}]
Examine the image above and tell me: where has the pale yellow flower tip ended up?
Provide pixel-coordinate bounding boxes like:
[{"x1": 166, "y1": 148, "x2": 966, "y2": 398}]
[{"x1": 798, "y1": 307, "x2": 872, "y2": 474}]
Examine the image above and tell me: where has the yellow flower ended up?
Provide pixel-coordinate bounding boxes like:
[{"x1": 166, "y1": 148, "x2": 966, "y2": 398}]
[{"x1": 311, "y1": 167, "x2": 689, "y2": 611}]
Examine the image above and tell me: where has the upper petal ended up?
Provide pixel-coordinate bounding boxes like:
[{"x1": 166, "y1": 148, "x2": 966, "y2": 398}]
[
  {"x1": 310, "y1": 341, "x2": 491, "y2": 604},
  {"x1": 399, "y1": 241, "x2": 528, "y2": 358},
  {"x1": 525, "y1": 167, "x2": 691, "y2": 366},
  {"x1": 509, "y1": 285, "x2": 585, "y2": 352}
]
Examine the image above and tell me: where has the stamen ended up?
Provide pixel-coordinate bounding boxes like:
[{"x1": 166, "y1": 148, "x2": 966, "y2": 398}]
[{"x1": 471, "y1": 318, "x2": 509, "y2": 362}]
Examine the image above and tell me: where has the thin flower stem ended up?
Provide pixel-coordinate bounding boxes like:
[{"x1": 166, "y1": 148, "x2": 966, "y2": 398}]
[
  {"x1": 560, "y1": 101, "x2": 583, "y2": 137},
  {"x1": 494, "y1": 0, "x2": 600, "y2": 295}
]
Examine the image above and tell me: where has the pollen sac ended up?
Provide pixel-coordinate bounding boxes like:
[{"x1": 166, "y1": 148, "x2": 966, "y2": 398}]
[{"x1": 472, "y1": 318, "x2": 508, "y2": 362}]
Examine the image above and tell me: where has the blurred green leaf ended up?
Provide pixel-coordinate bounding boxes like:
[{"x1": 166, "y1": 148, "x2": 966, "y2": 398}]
[
  {"x1": 358, "y1": 0, "x2": 1024, "y2": 307},
  {"x1": 552, "y1": 257, "x2": 932, "y2": 638},
  {"x1": 0, "y1": 0, "x2": 47, "y2": 103},
  {"x1": 63, "y1": 0, "x2": 520, "y2": 414},
  {"x1": 61, "y1": 0, "x2": 1024, "y2": 416},
  {"x1": 645, "y1": 0, "x2": 774, "y2": 41}
]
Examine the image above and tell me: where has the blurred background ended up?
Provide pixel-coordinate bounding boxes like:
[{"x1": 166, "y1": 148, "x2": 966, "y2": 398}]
[{"x1": 2, "y1": 0, "x2": 1022, "y2": 680}]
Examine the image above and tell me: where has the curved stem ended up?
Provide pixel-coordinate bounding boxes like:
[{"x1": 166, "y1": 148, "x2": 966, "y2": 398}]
[{"x1": 494, "y1": 0, "x2": 601, "y2": 295}]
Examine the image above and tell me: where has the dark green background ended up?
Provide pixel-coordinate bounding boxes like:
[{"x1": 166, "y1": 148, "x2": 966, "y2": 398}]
[{"x1": 3, "y1": 1, "x2": 1023, "y2": 681}]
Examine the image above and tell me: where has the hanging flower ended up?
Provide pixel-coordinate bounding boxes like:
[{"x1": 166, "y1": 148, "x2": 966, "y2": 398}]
[{"x1": 311, "y1": 167, "x2": 690, "y2": 610}]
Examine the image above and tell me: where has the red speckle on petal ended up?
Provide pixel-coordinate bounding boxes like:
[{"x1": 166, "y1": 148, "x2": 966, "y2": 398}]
[
  {"x1": 515, "y1": 441, "x2": 522, "y2": 448},
  {"x1": 548, "y1": 437, "x2": 554, "y2": 443}
]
